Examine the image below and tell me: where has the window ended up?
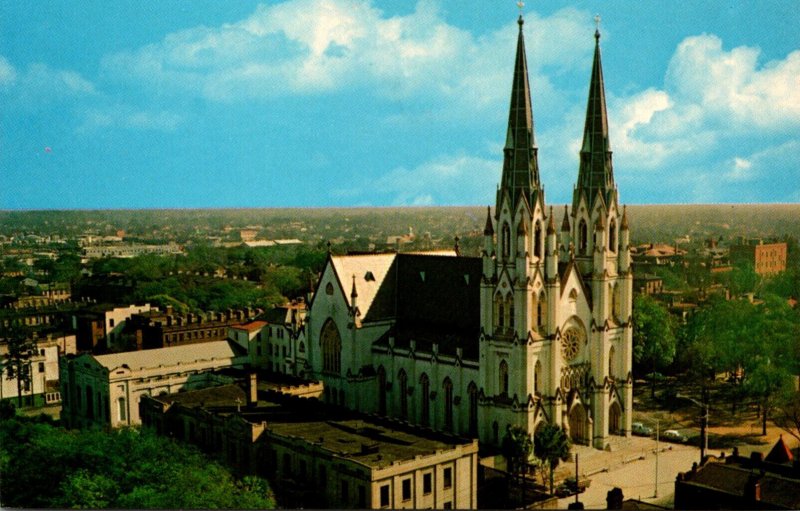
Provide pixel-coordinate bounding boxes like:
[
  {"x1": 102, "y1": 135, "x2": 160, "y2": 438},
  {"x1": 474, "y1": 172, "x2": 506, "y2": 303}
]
[
  {"x1": 283, "y1": 453, "x2": 292, "y2": 476},
  {"x1": 443, "y1": 467, "x2": 452, "y2": 489},
  {"x1": 377, "y1": 366, "x2": 387, "y2": 415},
  {"x1": 299, "y1": 459, "x2": 307, "y2": 479},
  {"x1": 299, "y1": 341, "x2": 305, "y2": 353},
  {"x1": 380, "y1": 484, "x2": 390, "y2": 508},
  {"x1": 578, "y1": 219, "x2": 588, "y2": 254},
  {"x1": 423, "y1": 473, "x2": 432, "y2": 495},
  {"x1": 534, "y1": 360, "x2": 542, "y2": 394},
  {"x1": 257, "y1": 344, "x2": 262, "y2": 356},
  {"x1": 467, "y1": 382, "x2": 478, "y2": 436},
  {"x1": 118, "y1": 397, "x2": 126, "y2": 422},
  {"x1": 341, "y1": 480, "x2": 349, "y2": 503},
  {"x1": 534, "y1": 220, "x2": 542, "y2": 258},
  {"x1": 499, "y1": 360, "x2": 509, "y2": 396},
  {"x1": 444, "y1": 502, "x2": 452, "y2": 509},
  {"x1": 609, "y1": 218, "x2": 617, "y2": 253},
  {"x1": 502, "y1": 223, "x2": 511, "y2": 259},
  {"x1": 325, "y1": 282, "x2": 334, "y2": 295},
  {"x1": 420, "y1": 373, "x2": 430, "y2": 426},
  {"x1": 319, "y1": 465, "x2": 326, "y2": 488},
  {"x1": 38, "y1": 362, "x2": 44, "y2": 373},
  {"x1": 320, "y1": 319, "x2": 342, "y2": 374},
  {"x1": 399, "y1": 369, "x2": 408, "y2": 419},
  {"x1": 402, "y1": 478, "x2": 412, "y2": 501},
  {"x1": 609, "y1": 346, "x2": 616, "y2": 379},
  {"x1": 109, "y1": 318, "x2": 115, "y2": 327},
  {"x1": 443, "y1": 377, "x2": 453, "y2": 431}
]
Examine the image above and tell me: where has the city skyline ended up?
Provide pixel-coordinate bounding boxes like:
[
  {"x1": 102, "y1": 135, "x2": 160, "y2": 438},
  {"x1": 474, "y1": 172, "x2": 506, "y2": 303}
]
[{"x1": 2, "y1": 0, "x2": 799, "y2": 209}]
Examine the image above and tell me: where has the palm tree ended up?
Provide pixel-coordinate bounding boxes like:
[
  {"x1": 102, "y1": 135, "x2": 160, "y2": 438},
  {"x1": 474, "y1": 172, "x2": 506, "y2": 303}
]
[{"x1": 534, "y1": 423, "x2": 572, "y2": 494}]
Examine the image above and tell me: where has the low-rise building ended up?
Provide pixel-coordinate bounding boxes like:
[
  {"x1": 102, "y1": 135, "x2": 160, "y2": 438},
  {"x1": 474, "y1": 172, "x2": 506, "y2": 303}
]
[
  {"x1": 73, "y1": 303, "x2": 152, "y2": 352},
  {"x1": 60, "y1": 340, "x2": 247, "y2": 429},
  {"x1": 0, "y1": 332, "x2": 76, "y2": 407},
  {"x1": 81, "y1": 242, "x2": 183, "y2": 259},
  {"x1": 128, "y1": 307, "x2": 260, "y2": 350},
  {"x1": 140, "y1": 382, "x2": 479, "y2": 509},
  {"x1": 674, "y1": 439, "x2": 800, "y2": 509}
]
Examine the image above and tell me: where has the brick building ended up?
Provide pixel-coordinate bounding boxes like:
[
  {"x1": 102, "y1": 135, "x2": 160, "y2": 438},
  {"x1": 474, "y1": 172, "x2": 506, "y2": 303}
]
[
  {"x1": 730, "y1": 239, "x2": 787, "y2": 276},
  {"x1": 127, "y1": 307, "x2": 261, "y2": 350}
]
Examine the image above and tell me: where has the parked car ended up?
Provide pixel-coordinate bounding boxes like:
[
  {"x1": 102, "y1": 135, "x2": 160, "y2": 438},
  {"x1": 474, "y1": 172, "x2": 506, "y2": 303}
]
[
  {"x1": 662, "y1": 429, "x2": 688, "y2": 443},
  {"x1": 631, "y1": 422, "x2": 653, "y2": 436},
  {"x1": 555, "y1": 477, "x2": 590, "y2": 498}
]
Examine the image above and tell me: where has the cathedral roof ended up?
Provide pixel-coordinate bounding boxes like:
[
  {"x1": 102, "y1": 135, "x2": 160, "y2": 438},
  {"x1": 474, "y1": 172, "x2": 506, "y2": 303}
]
[
  {"x1": 574, "y1": 28, "x2": 616, "y2": 213},
  {"x1": 500, "y1": 16, "x2": 542, "y2": 213},
  {"x1": 330, "y1": 253, "x2": 396, "y2": 319}
]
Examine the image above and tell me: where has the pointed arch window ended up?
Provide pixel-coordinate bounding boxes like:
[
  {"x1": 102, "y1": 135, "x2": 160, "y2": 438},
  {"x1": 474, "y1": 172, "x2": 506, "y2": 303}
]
[
  {"x1": 609, "y1": 218, "x2": 617, "y2": 253},
  {"x1": 609, "y1": 346, "x2": 616, "y2": 379},
  {"x1": 534, "y1": 360, "x2": 542, "y2": 395},
  {"x1": 507, "y1": 296, "x2": 515, "y2": 330},
  {"x1": 496, "y1": 296, "x2": 505, "y2": 330},
  {"x1": 443, "y1": 377, "x2": 454, "y2": 431},
  {"x1": 320, "y1": 318, "x2": 342, "y2": 374},
  {"x1": 534, "y1": 221, "x2": 542, "y2": 259},
  {"x1": 578, "y1": 219, "x2": 588, "y2": 255},
  {"x1": 502, "y1": 223, "x2": 511, "y2": 259},
  {"x1": 398, "y1": 369, "x2": 408, "y2": 419},
  {"x1": 536, "y1": 292, "x2": 547, "y2": 333},
  {"x1": 499, "y1": 360, "x2": 509, "y2": 397},
  {"x1": 467, "y1": 382, "x2": 478, "y2": 436},
  {"x1": 377, "y1": 365, "x2": 387, "y2": 415},
  {"x1": 420, "y1": 373, "x2": 430, "y2": 426}
]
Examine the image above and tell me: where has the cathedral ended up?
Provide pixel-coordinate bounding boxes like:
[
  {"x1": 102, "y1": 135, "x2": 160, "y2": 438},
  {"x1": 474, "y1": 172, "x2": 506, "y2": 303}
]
[{"x1": 304, "y1": 15, "x2": 633, "y2": 450}]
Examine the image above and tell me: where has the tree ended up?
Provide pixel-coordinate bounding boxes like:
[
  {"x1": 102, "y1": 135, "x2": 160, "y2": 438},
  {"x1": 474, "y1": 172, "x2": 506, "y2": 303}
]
[
  {"x1": 775, "y1": 391, "x2": 800, "y2": 443},
  {"x1": 633, "y1": 295, "x2": 676, "y2": 397},
  {"x1": 502, "y1": 425, "x2": 533, "y2": 506},
  {"x1": 2, "y1": 328, "x2": 37, "y2": 408},
  {"x1": 533, "y1": 423, "x2": 571, "y2": 495}
]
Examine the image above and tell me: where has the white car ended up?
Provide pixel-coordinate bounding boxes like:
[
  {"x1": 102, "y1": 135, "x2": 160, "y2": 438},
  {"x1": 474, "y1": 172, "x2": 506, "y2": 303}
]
[
  {"x1": 631, "y1": 422, "x2": 653, "y2": 436},
  {"x1": 662, "y1": 429, "x2": 688, "y2": 443}
]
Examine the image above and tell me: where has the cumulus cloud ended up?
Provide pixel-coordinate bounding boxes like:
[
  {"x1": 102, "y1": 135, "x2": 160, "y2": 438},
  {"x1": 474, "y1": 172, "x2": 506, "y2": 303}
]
[
  {"x1": 338, "y1": 154, "x2": 501, "y2": 205},
  {"x1": 101, "y1": 0, "x2": 591, "y2": 108}
]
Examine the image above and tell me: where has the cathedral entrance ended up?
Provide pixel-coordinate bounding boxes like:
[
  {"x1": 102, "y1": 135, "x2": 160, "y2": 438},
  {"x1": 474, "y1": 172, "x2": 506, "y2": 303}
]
[
  {"x1": 568, "y1": 404, "x2": 588, "y2": 445},
  {"x1": 609, "y1": 401, "x2": 622, "y2": 435}
]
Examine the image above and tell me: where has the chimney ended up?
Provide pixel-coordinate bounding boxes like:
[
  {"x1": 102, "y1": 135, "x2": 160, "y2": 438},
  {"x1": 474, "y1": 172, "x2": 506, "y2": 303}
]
[
  {"x1": 745, "y1": 474, "x2": 762, "y2": 502},
  {"x1": 166, "y1": 305, "x2": 174, "y2": 315},
  {"x1": 605, "y1": 488, "x2": 623, "y2": 510},
  {"x1": 248, "y1": 373, "x2": 258, "y2": 405}
]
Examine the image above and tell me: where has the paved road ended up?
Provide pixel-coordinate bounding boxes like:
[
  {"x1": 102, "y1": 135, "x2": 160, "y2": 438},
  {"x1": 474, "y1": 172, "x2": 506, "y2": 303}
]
[{"x1": 555, "y1": 437, "x2": 703, "y2": 509}]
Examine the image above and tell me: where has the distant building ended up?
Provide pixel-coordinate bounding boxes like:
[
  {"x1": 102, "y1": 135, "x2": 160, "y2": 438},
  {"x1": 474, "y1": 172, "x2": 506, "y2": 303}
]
[
  {"x1": 73, "y1": 303, "x2": 152, "y2": 352},
  {"x1": 674, "y1": 439, "x2": 800, "y2": 509},
  {"x1": 633, "y1": 274, "x2": 663, "y2": 295},
  {"x1": 140, "y1": 381, "x2": 479, "y2": 509},
  {"x1": 128, "y1": 307, "x2": 260, "y2": 350},
  {"x1": 730, "y1": 239, "x2": 787, "y2": 275},
  {"x1": 60, "y1": 340, "x2": 246, "y2": 429},
  {"x1": 81, "y1": 242, "x2": 183, "y2": 259}
]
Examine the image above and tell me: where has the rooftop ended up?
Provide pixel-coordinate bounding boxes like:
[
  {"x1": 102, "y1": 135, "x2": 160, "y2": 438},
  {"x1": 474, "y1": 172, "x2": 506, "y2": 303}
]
[{"x1": 93, "y1": 340, "x2": 241, "y2": 371}]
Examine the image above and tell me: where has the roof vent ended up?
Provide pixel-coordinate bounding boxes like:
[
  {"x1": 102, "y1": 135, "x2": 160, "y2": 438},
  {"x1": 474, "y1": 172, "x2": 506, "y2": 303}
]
[
  {"x1": 419, "y1": 271, "x2": 426, "y2": 282},
  {"x1": 365, "y1": 271, "x2": 375, "y2": 282}
]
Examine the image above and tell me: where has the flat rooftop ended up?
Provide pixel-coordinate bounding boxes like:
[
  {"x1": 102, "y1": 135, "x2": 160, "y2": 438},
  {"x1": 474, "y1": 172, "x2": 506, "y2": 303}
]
[{"x1": 155, "y1": 383, "x2": 474, "y2": 469}]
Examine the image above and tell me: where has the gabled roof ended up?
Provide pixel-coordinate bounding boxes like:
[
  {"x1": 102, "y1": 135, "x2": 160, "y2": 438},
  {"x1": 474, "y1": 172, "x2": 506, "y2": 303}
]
[
  {"x1": 330, "y1": 253, "x2": 396, "y2": 319},
  {"x1": 765, "y1": 436, "x2": 794, "y2": 464},
  {"x1": 94, "y1": 340, "x2": 240, "y2": 372},
  {"x1": 230, "y1": 320, "x2": 268, "y2": 333}
]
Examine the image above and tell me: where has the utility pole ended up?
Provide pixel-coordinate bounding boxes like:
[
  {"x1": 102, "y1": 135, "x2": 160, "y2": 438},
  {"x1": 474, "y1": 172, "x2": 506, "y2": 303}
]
[{"x1": 654, "y1": 419, "x2": 659, "y2": 499}]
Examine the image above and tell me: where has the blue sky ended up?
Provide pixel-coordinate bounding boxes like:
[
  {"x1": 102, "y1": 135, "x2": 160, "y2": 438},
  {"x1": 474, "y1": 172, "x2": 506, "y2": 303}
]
[{"x1": 1, "y1": 1, "x2": 799, "y2": 209}]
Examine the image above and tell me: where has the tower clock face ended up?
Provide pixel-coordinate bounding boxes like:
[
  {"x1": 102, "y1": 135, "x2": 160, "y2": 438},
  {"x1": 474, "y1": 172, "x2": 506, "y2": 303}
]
[{"x1": 562, "y1": 327, "x2": 583, "y2": 361}]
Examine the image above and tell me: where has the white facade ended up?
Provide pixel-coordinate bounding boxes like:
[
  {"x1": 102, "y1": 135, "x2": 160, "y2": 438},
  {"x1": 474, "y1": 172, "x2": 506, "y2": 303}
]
[
  {"x1": 60, "y1": 340, "x2": 247, "y2": 428},
  {"x1": 303, "y1": 20, "x2": 633, "y2": 450},
  {"x1": 0, "y1": 334, "x2": 75, "y2": 406}
]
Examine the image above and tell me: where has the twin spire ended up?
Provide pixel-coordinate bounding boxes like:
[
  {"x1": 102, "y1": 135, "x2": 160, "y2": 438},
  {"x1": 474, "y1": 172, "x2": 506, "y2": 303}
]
[{"x1": 498, "y1": 12, "x2": 615, "y2": 216}]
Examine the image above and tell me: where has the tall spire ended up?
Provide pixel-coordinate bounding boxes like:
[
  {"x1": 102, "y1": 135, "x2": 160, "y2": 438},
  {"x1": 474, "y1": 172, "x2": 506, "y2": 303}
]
[
  {"x1": 575, "y1": 19, "x2": 614, "y2": 212},
  {"x1": 500, "y1": 14, "x2": 541, "y2": 213}
]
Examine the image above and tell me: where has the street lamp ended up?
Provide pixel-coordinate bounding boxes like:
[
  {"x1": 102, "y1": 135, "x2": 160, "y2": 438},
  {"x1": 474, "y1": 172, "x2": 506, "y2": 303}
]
[{"x1": 676, "y1": 393, "x2": 709, "y2": 461}]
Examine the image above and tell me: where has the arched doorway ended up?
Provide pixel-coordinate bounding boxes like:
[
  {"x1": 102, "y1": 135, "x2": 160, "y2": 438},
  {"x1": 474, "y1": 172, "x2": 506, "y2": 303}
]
[
  {"x1": 609, "y1": 401, "x2": 622, "y2": 435},
  {"x1": 569, "y1": 404, "x2": 588, "y2": 445}
]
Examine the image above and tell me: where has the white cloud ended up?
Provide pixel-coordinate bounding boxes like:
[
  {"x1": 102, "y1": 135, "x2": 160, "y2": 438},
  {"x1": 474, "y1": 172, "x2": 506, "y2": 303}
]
[
  {"x1": 79, "y1": 105, "x2": 182, "y2": 132},
  {"x1": 102, "y1": 0, "x2": 592, "y2": 109},
  {"x1": 0, "y1": 56, "x2": 17, "y2": 86},
  {"x1": 339, "y1": 154, "x2": 501, "y2": 205}
]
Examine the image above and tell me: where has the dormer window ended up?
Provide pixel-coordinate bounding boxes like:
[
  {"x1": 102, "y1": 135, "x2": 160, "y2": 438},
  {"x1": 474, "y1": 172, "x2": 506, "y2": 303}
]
[{"x1": 364, "y1": 271, "x2": 375, "y2": 282}]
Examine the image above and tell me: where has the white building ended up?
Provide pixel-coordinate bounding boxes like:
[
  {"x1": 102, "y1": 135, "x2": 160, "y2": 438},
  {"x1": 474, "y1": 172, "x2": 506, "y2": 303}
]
[
  {"x1": 303, "y1": 19, "x2": 633, "y2": 450},
  {"x1": 60, "y1": 340, "x2": 247, "y2": 428},
  {"x1": 0, "y1": 333, "x2": 76, "y2": 407}
]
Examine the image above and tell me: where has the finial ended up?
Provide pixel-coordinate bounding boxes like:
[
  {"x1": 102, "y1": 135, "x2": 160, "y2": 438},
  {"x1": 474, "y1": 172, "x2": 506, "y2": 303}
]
[
  {"x1": 594, "y1": 14, "x2": 601, "y2": 40},
  {"x1": 351, "y1": 274, "x2": 358, "y2": 298},
  {"x1": 517, "y1": 1, "x2": 525, "y2": 26},
  {"x1": 326, "y1": 240, "x2": 332, "y2": 254}
]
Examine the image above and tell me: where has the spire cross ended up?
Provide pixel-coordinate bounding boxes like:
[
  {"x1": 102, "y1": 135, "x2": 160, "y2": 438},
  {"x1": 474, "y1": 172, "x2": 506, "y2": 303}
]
[
  {"x1": 517, "y1": 1, "x2": 525, "y2": 14},
  {"x1": 594, "y1": 14, "x2": 601, "y2": 39}
]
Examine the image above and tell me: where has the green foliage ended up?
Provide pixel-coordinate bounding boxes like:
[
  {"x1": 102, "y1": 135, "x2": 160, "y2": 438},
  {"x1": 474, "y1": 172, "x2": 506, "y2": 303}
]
[
  {"x1": 502, "y1": 425, "x2": 533, "y2": 474},
  {"x1": 633, "y1": 295, "x2": 676, "y2": 378},
  {"x1": 533, "y1": 423, "x2": 571, "y2": 494},
  {"x1": 725, "y1": 262, "x2": 761, "y2": 296},
  {"x1": 0, "y1": 417, "x2": 275, "y2": 509}
]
